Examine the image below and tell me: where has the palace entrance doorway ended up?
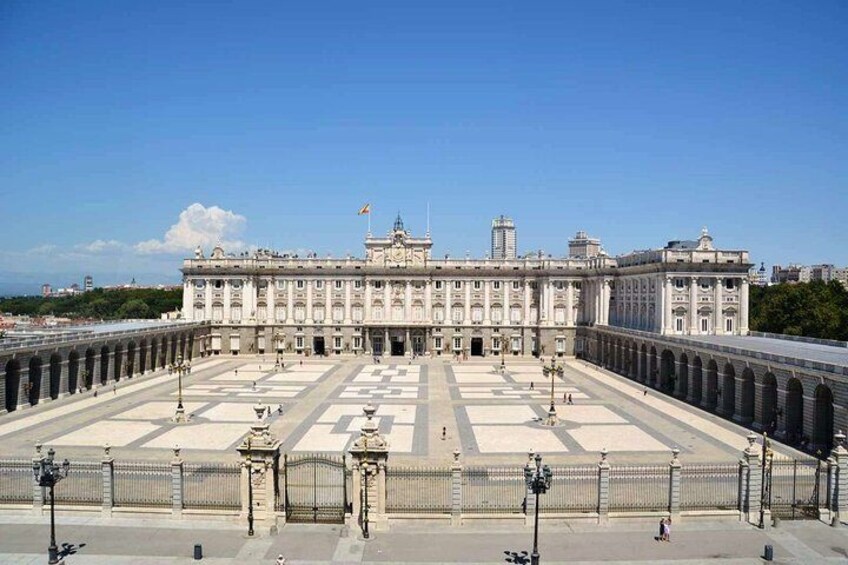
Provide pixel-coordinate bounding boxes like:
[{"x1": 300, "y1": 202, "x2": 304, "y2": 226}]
[
  {"x1": 470, "y1": 337, "x2": 484, "y2": 357},
  {"x1": 391, "y1": 336, "x2": 405, "y2": 356},
  {"x1": 313, "y1": 337, "x2": 325, "y2": 356},
  {"x1": 372, "y1": 336, "x2": 384, "y2": 356},
  {"x1": 411, "y1": 334, "x2": 424, "y2": 355}
]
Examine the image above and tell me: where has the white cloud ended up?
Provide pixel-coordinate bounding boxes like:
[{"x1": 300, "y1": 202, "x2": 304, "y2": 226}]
[
  {"x1": 28, "y1": 244, "x2": 58, "y2": 254},
  {"x1": 75, "y1": 239, "x2": 126, "y2": 253},
  {"x1": 135, "y1": 203, "x2": 246, "y2": 255}
]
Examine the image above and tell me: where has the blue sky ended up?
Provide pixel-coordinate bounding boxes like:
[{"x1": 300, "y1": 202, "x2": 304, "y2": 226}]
[{"x1": 1, "y1": 1, "x2": 846, "y2": 293}]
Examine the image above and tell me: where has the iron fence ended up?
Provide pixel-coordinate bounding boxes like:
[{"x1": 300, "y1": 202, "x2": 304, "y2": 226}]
[
  {"x1": 183, "y1": 462, "x2": 241, "y2": 511},
  {"x1": 386, "y1": 466, "x2": 452, "y2": 513},
  {"x1": 0, "y1": 459, "x2": 34, "y2": 504},
  {"x1": 462, "y1": 466, "x2": 525, "y2": 514},
  {"x1": 113, "y1": 461, "x2": 171, "y2": 508},
  {"x1": 543, "y1": 465, "x2": 598, "y2": 513},
  {"x1": 680, "y1": 464, "x2": 739, "y2": 510},
  {"x1": 770, "y1": 457, "x2": 821, "y2": 520},
  {"x1": 609, "y1": 465, "x2": 669, "y2": 512},
  {"x1": 53, "y1": 460, "x2": 102, "y2": 506}
]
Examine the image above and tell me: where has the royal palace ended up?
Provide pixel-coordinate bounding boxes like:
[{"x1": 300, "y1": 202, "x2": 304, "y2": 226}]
[{"x1": 180, "y1": 216, "x2": 751, "y2": 358}]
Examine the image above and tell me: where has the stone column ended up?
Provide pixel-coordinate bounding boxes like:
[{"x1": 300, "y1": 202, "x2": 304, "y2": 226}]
[
  {"x1": 450, "y1": 449, "x2": 462, "y2": 526},
  {"x1": 689, "y1": 276, "x2": 698, "y2": 334},
  {"x1": 405, "y1": 280, "x2": 412, "y2": 322},
  {"x1": 523, "y1": 280, "x2": 531, "y2": 328},
  {"x1": 565, "y1": 281, "x2": 574, "y2": 326},
  {"x1": 102, "y1": 444, "x2": 114, "y2": 517},
  {"x1": 714, "y1": 277, "x2": 723, "y2": 335},
  {"x1": 236, "y1": 402, "x2": 283, "y2": 534},
  {"x1": 383, "y1": 328, "x2": 389, "y2": 358},
  {"x1": 739, "y1": 278, "x2": 750, "y2": 334},
  {"x1": 349, "y1": 403, "x2": 389, "y2": 535},
  {"x1": 669, "y1": 448, "x2": 681, "y2": 519},
  {"x1": 171, "y1": 446, "x2": 183, "y2": 518},
  {"x1": 740, "y1": 432, "x2": 765, "y2": 526},
  {"x1": 223, "y1": 279, "x2": 232, "y2": 323},
  {"x1": 58, "y1": 359, "x2": 70, "y2": 399},
  {"x1": 524, "y1": 450, "x2": 535, "y2": 526},
  {"x1": 32, "y1": 444, "x2": 44, "y2": 514},
  {"x1": 832, "y1": 431, "x2": 848, "y2": 526},
  {"x1": 305, "y1": 280, "x2": 313, "y2": 324},
  {"x1": 674, "y1": 361, "x2": 686, "y2": 398},
  {"x1": 753, "y1": 381, "x2": 766, "y2": 431},
  {"x1": 662, "y1": 277, "x2": 672, "y2": 335},
  {"x1": 735, "y1": 377, "x2": 753, "y2": 425},
  {"x1": 464, "y1": 281, "x2": 471, "y2": 324},
  {"x1": 344, "y1": 279, "x2": 352, "y2": 324},
  {"x1": 424, "y1": 280, "x2": 432, "y2": 320},
  {"x1": 597, "y1": 448, "x2": 610, "y2": 525},
  {"x1": 204, "y1": 278, "x2": 213, "y2": 321},
  {"x1": 364, "y1": 328, "x2": 371, "y2": 356},
  {"x1": 483, "y1": 280, "x2": 491, "y2": 326},
  {"x1": 286, "y1": 281, "x2": 295, "y2": 325}
]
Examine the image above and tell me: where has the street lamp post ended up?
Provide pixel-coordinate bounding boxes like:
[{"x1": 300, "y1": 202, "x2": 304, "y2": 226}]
[
  {"x1": 541, "y1": 359, "x2": 564, "y2": 426},
  {"x1": 246, "y1": 448, "x2": 255, "y2": 537},
  {"x1": 33, "y1": 448, "x2": 70, "y2": 565},
  {"x1": 172, "y1": 354, "x2": 189, "y2": 423},
  {"x1": 524, "y1": 453, "x2": 552, "y2": 565},
  {"x1": 361, "y1": 462, "x2": 371, "y2": 539}
]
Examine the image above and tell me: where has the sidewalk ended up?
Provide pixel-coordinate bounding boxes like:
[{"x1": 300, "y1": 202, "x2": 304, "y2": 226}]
[{"x1": 1, "y1": 513, "x2": 846, "y2": 564}]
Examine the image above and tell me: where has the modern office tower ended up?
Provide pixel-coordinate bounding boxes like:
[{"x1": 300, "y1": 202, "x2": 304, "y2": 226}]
[{"x1": 491, "y1": 215, "x2": 516, "y2": 260}]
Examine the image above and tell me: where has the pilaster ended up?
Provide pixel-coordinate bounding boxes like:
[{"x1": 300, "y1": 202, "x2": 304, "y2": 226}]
[
  {"x1": 101, "y1": 444, "x2": 114, "y2": 517},
  {"x1": 597, "y1": 449, "x2": 610, "y2": 525}
]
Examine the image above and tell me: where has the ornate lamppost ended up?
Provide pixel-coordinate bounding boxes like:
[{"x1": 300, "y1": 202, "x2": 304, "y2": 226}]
[
  {"x1": 524, "y1": 452, "x2": 552, "y2": 565},
  {"x1": 172, "y1": 354, "x2": 190, "y2": 423},
  {"x1": 541, "y1": 359, "x2": 564, "y2": 426},
  {"x1": 246, "y1": 438, "x2": 255, "y2": 537},
  {"x1": 34, "y1": 447, "x2": 70, "y2": 564},
  {"x1": 500, "y1": 335, "x2": 506, "y2": 373}
]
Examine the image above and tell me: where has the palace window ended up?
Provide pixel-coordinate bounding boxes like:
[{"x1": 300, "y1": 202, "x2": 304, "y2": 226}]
[
  {"x1": 212, "y1": 304, "x2": 223, "y2": 321},
  {"x1": 296, "y1": 280, "x2": 305, "y2": 290},
  {"x1": 354, "y1": 280, "x2": 362, "y2": 289},
  {"x1": 725, "y1": 318, "x2": 734, "y2": 333},
  {"x1": 512, "y1": 281, "x2": 520, "y2": 290},
  {"x1": 453, "y1": 281, "x2": 462, "y2": 290},
  {"x1": 725, "y1": 279, "x2": 735, "y2": 290},
  {"x1": 433, "y1": 307, "x2": 445, "y2": 322},
  {"x1": 353, "y1": 336, "x2": 362, "y2": 350},
  {"x1": 392, "y1": 305, "x2": 403, "y2": 321},
  {"x1": 231, "y1": 280, "x2": 242, "y2": 290},
  {"x1": 195, "y1": 280, "x2": 205, "y2": 289},
  {"x1": 492, "y1": 337, "x2": 501, "y2": 351},
  {"x1": 453, "y1": 337, "x2": 462, "y2": 351},
  {"x1": 333, "y1": 337, "x2": 342, "y2": 350},
  {"x1": 554, "y1": 307, "x2": 566, "y2": 324},
  {"x1": 413, "y1": 305, "x2": 423, "y2": 321},
  {"x1": 231, "y1": 305, "x2": 242, "y2": 321},
  {"x1": 214, "y1": 280, "x2": 223, "y2": 289},
  {"x1": 675, "y1": 317, "x2": 684, "y2": 332},
  {"x1": 276, "y1": 280, "x2": 286, "y2": 289},
  {"x1": 294, "y1": 306, "x2": 305, "y2": 322},
  {"x1": 700, "y1": 279, "x2": 710, "y2": 290},
  {"x1": 295, "y1": 336, "x2": 304, "y2": 350},
  {"x1": 471, "y1": 306, "x2": 483, "y2": 322},
  {"x1": 701, "y1": 317, "x2": 709, "y2": 333},
  {"x1": 333, "y1": 306, "x2": 344, "y2": 322},
  {"x1": 352, "y1": 306, "x2": 363, "y2": 322},
  {"x1": 435, "y1": 281, "x2": 443, "y2": 290},
  {"x1": 511, "y1": 337, "x2": 521, "y2": 351},
  {"x1": 315, "y1": 280, "x2": 324, "y2": 290},
  {"x1": 335, "y1": 280, "x2": 343, "y2": 290},
  {"x1": 194, "y1": 305, "x2": 204, "y2": 320},
  {"x1": 275, "y1": 306, "x2": 287, "y2": 321},
  {"x1": 556, "y1": 339, "x2": 565, "y2": 353},
  {"x1": 491, "y1": 307, "x2": 503, "y2": 323},
  {"x1": 451, "y1": 306, "x2": 463, "y2": 322},
  {"x1": 510, "y1": 306, "x2": 522, "y2": 323},
  {"x1": 257, "y1": 306, "x2": 267, "y2": 321},
  {"x1": 313, "y1": 307, "x2": 325, "y2": 322},
  {"x1": 434, "y1": 337, "x2": 443, "y2": 350},
  {"x1": 473, "y1": 281, "x2": 482, "y2": 290},
  {"x1": 675, "y1": 278, "x2": 685, "y2": 289},
  {"x1": 373, "y1": 306, "x2": 384, "y2": 321},
  {"x1": 493, "y1": 281, "x2": 501, "y2": 290},
  {"x1": 374, "y1": 281, "x2": 383, "y2": 289}
]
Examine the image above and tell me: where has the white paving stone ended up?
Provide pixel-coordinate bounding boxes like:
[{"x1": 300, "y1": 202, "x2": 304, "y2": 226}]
[
  {"x1": 465, "y1": 405, "x2": 539, "y2": 424},
  {"x1": 316, "y1": 404, "x2": 417, "y2": 424},
  {"x1": 383, "y1": 425, "x2": 414, "y2": 452},
  {"x1": 50, "y1": 421, "x2": 160, "y2": 447},
  {"x1": 265, "y1": 372, "x2": 326, "y2": 383},
  {"x1": 111, "y1": 401, "x2": 208, "y2": 420},
  {"x1": 452, "y1": 365, "x2": 500, "y2": 373},
  {"x1": 473, "y1": 425, "x2": 567, "y2": 453},
  {"x1": 568, "y1": 424, "x2": 669, "y2": 452},
  {"x1": 453, "y1": 374, "x2": 506, "y2": 384},
  {"x1": 198, "y1": 402, "x2": 269, "y2": 422},
  {"x1": 143, "y1": 423, "x2": 249, "y2": 450},
  {"x1": 557, "y1": 405, "x2": 627, "y2": 424},
  {"x1": 292, "y1": 424, "x2": 352, "y2": 452}
]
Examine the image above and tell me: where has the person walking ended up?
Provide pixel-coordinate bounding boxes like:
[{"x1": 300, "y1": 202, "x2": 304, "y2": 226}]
[
  {"x1": 567, "y1": 393, "x2": 573, "y2": 405},
  {"x1": 112, "y1": 383, "x2": 117, "y2": 395},
  {"x1": 657, "y1": 518, "x2": 665, "y2": 541},
  {"x1": 275, "y1": 554, "x2": 286, "y2": 564}
]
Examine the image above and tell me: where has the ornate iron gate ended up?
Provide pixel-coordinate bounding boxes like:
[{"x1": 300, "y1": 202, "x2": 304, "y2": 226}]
[
  {"x1": 767, "y1": 457, "x2": 822, "y2": 520},
  {"x1": 283, "y1": 454, "x2": 348, "y2": 523}
]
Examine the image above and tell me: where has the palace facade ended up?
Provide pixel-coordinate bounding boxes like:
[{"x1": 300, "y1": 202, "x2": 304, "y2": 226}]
[{"x1": 181, "y1": 217, "x2": 751, "y2": 357}]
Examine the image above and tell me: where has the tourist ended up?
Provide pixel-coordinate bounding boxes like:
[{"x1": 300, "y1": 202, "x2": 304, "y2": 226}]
[
  {"x1": 663, "y1": 518, "x2": 671, "y2": 542},
  {"x1": 530, "y1": 381, "x2": 534, "y2": 390},
  {"x1": 276, "y1": 554, "x2": 286, "y2": 564},
  {"x1": 567, "y1": 393, "x2": 573, "y2": 405},
  {"x1": 112, "y1": 383, "x2": 117, "y2": 395},
  {"x1": 643, "y1": 388, "x2": 648, "y2": 396},
  {"x1": 657, "y1": 518, "x2": 665, "y2": 541},
  {"x1": 93, "y1": 390, "x2": 98, "y2": 398},
  {"x1": 277, "y1": 404, "x2": 283, "y2": 415},
  {"x1": 441, "y1": 426, "x2": 447, "y2": 440}
]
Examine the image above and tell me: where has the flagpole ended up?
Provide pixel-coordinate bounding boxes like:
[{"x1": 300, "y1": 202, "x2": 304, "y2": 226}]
[{"x1": 367, "y1": 204, "x2": 372, "y2": 236}]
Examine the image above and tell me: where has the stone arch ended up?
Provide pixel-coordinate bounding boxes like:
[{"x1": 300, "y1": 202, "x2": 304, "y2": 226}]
[
  {"x1": 785, "y1": 378, "x2": 804, "y2": 444},
  {"x1": 649, "y1": 346, "x2": 658, "y2": 386},
  {"x1": 138, "y1": 339, "x2": 147, "y2": 374},
  {"x1": 49, "y1": 353, "x2": 62, "y2": 400},
  {"x1": 68, "y1": 350, "x2": 79, "y2": 395},
  {"x1": 721, "y1": 363, "x2": 736, "y2": 417},
  {"x1": 761, "y1": 372, "x2": 778, "y2": 433},
  {"x1": 629, "y1": 341, "x2": 638, "y2": 379},
  {"x1": 740, "y1": 368, "x2": 755, "y2": 423},
  {"x1": 169, "y1": 336, "x2": 178, "y2": 365},
  {"x1": 126, "y1": 341, "x2": 136, "y2": 378},
  {"x1": 639, "y1": 344, "x2": 647, "y2": 383},
  {"x1": 187, "y1": 332, "x2": 195, "y2": 359},
  {"x1": 84, "y1": 348, "x2": 95, "y2": 389},
  {"x1": 113, "y1": 343, "x2": 124, "y2": 382},
  {"x1": 705, "y1": 359, "x2": 719, "y2": 410},
  {"x1": 4, "y1": 359, "x2": 21, "y2": 413},
  {"x1": 150, "y1": 338, "x2": 158, "y2": 371},
  {"x1": 677, "y1": 353, "x2": 689, "y2": 399},
  {"x1": 659, "y1": 350, "x2": 675, "y2": 392},
  {"x1": 28, "y1": 356, "x2": 43, "y2": 406},
  {"x1": 99, "y1": 345, "x2": 110, "y2": 385},
  {"x1": 691, "y1": 356, "x2": 703, "y2": 404},
  {"x1": 813, "y1": 384, "x2": 834, "y2": 454}
]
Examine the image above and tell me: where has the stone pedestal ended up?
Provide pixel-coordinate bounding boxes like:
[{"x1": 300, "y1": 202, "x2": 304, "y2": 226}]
[
  {"x1": 831, "y1": 431, "x2": 848, "y2": 527},
  {"x1": 236, "y1": 402, "x2": 282, "y2": 535},
  {"x1": 349, "y1": 403, "x2": 389, "y2": 537}
]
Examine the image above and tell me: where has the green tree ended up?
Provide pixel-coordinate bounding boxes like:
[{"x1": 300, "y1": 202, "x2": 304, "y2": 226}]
[{"x1": 115, "y1": 299, "x2": 152, "y2": 319}]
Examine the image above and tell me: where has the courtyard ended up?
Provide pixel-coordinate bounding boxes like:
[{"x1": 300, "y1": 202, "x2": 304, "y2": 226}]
[{"x1": 0, "y1": 354, "x2": 808, "y2": 465}]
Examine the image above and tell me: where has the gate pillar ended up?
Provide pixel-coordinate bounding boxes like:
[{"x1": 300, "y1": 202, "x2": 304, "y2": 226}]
[
  {"x1": 349, "y1": 402, "x2": 389, "y2": 536},
  {"x1": 237, "y1": 402, "x2": 282, "y2": 534},
  {"x1": 832, "y1": 431, "x2": 848, "y2": 526}
]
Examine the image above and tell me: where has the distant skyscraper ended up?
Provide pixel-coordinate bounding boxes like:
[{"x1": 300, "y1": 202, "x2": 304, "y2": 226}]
[
  {"x1": 84, "y1": 275, "x2": 94, "y2": 292},
  {"x1": 41, "y1": 283, "x2": 52, "y2": 297},
  {"x1": 491, "y1": 215, "x2": 517, "y2": 260}
]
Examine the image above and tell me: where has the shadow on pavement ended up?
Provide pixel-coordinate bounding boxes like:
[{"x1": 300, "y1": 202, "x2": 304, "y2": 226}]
[
  {"x1": 59, "y1": 542, "x2": 86, "y2": 558},
  {"x1": 504, "y1": 549, "x2": 530, "y2": 563}
]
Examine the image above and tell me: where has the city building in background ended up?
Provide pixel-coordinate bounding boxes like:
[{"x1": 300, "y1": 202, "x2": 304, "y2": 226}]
[
  {"x1": 182, "y1": 219, "x2": 751, "y2": 357},
  {"x1": 84, "y1": 275, "x2": 94, "y2": 292},
  {"x1": 772, "y1": 264, "x2": 848, "y2": 287},
  {"x1": 41, "y1": 284, "x2": 51, "y2": 298},
  {"x1": 568, "y1": 231, "x2": 602, "y2": 259},
  {"x1": 490, "y1": 215, "x2": 517, "y2": 260}
]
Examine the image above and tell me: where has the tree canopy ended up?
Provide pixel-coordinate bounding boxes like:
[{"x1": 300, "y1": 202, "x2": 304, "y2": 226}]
[
  {"x1": 0, "y1": 288, "x2": 182, "y2": 320},
  {"x1": 749, "y1": 280, "x2": 848, "y2": 342}
]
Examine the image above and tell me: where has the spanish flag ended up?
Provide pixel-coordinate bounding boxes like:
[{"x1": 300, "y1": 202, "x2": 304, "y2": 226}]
[{"x1": 358, "y1": 203, "x2": 371, "y2": 215}]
